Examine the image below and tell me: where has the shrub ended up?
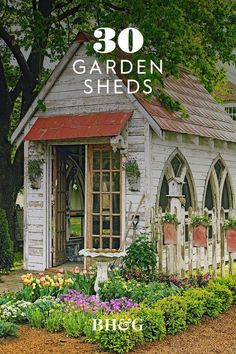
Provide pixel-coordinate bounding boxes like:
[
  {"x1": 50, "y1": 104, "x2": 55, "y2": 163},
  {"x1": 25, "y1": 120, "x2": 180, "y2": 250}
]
[
  {"x1": 45, "y1": 310, "x2": 64, "y2": 332},
  {"x1": 154, "y1": 295, "x2": 187, "y2": 335},
  {"x1": 123, "y1": 235, "x2": 157, "y2": 281},
  {"x1": 184, "y1": 288, "x2": 222, "y2": 318},
  {"x1": 130, "y1": 281, "x2": 181, "y2": 306},
  {"x1": 0, "y1": 209, "x2": 14, "y2": 272},
  {"x1": 63, "y1": 310, "x2": 88, "y2": 337},
  {"x1": 211, "y1": 276, "x2": 236, "y2": 303},
  {"x1": 99, "y1": 278, "x2": 181, "y2": 305},
  {"x1": 26, "y1": 307, "x2": 45, "y2": 328},
  {"x1": 83, "y1": 315, "x2": 100, "y2": 343},
  {"x1": 206, "y1": 283, "x2": 233, "y2": 310},
  {"x1": 0, "y1": 320, "x2": 18, "y2": 338},
  {"x1": 131, "y1": 305, "x2": 166, "y2": 342},
  {"x1": 99, "y1": 277, "x2": 128, "y2": 301},
  {"x1": 97, "y1": 312, "x2": 144, "y2": 354},
  {"x1": 182, "y1": 295, "x2": 205, "y2": 325}
]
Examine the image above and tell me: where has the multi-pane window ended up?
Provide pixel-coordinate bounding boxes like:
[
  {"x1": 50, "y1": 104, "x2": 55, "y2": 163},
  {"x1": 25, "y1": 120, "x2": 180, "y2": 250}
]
[
  {"x1": 225, "y1": 105, "x2": 236, "y2": 121},
  {"x1": 91, "y1": 147, "x2": 121, "y2": 250}
]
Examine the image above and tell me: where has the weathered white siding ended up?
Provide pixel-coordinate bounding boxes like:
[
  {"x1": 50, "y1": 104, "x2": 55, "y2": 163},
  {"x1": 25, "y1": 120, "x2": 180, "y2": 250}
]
[
  {"x1": 24, "y1": 141, "x2": 47, "y2": 271},
  {"x1": 151, "y1": 131, "x2": 236, "y2": 209}
]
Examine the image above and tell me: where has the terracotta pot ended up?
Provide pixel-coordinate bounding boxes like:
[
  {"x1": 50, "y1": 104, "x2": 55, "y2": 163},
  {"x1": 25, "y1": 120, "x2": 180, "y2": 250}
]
[
  {"x1": 163, "y1": 223, "x2": 177, "y2": 245},
  {"x1": 226, "y1": 228, "x2": 236, "y2": 253},
  {"x1": 193, "y1": 225, "x2": 207, "y2": 247}
]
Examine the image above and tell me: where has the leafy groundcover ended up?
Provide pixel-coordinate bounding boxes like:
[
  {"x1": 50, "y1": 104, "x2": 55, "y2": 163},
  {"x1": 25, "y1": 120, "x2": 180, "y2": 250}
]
[{"x1": 0, "y1": 267, "x2": 236, "y2": 353}]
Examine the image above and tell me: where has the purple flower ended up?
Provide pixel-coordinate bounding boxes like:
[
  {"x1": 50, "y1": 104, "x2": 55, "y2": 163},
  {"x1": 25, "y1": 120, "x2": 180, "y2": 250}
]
[{"x1": 60, "y1": 290, "x2": 138, "y2": 314}]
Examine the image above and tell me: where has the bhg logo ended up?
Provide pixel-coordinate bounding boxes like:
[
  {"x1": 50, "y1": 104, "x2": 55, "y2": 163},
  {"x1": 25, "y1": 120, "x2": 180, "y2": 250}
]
[
  {"x1": 93, "y1": 318, "x2": 143, "y2": 331},
  {"x1": 93, "y1": 27, "x2": 144, "y2": 54}
]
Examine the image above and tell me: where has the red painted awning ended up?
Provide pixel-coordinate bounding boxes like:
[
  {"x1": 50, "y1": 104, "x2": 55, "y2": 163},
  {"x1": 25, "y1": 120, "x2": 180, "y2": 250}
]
[{"x1": 24, "y1": 111, "x2": 132, "y2": 141}]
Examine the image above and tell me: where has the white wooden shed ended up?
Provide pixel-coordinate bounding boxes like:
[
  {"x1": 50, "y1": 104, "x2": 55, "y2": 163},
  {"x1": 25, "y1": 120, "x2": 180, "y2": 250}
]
[{"x1": 12, "y1": 33, "x2": 236, "y2": 271}]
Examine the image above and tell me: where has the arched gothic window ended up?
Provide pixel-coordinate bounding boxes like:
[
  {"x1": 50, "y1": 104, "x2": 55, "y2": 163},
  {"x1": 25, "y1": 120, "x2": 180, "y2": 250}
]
[
  {"x1": 204, "y1": 158, "x2": 232, "y2": 211},
  {"x1": 159, "y1": 153, "x2": 195, "y2": 210}
]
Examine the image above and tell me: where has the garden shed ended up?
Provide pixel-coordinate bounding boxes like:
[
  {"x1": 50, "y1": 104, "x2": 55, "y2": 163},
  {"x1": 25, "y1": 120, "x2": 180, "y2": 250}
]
[{"x1": 12, "y1": 33, "x2": 236, "y2": 272}]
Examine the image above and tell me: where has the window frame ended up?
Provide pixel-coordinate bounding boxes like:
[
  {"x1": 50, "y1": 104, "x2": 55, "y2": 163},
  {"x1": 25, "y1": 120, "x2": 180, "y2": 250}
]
[{"x1": 87, "y1": 144, "x2": 122, "y2": 250}]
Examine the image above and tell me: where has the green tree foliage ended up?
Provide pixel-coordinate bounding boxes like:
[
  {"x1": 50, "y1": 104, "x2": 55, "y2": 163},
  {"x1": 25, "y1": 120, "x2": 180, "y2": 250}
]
[
  {"x1": 0, "y1": 0, "x2": 235, "y2": 238},
  {"x1": 0, "y1": 209, "x2": 13, "y2": 271}
]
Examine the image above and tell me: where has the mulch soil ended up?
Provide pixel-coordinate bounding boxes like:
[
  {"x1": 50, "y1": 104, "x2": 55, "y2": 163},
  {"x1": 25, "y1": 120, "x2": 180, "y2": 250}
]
[{"x1": 0, "y1": 305, "x2": 236, "y2": 354}]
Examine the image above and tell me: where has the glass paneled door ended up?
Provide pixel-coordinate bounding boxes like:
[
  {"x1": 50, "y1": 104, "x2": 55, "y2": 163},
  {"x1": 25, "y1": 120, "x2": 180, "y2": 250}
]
[{"x1": 87, "y1": 145, "x2": 122, "y2": 250}]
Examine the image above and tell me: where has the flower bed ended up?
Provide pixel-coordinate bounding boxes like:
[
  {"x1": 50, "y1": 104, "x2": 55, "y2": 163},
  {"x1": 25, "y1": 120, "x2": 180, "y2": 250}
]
[{"x1": 0, "y1": 269, "x2": 236, "y2": 353}]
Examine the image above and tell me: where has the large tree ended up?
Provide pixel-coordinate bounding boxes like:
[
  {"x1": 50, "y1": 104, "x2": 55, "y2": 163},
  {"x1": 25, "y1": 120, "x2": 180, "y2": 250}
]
[{"x1": 0, "y1": 0, "x2": 235, "y2": 242}]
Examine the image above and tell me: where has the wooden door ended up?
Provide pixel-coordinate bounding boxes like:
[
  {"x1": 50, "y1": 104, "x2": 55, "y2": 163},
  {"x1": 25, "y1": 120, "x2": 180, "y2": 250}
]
[{"x1": 52, "y1": 147, "x2": 67, "y2": 266}]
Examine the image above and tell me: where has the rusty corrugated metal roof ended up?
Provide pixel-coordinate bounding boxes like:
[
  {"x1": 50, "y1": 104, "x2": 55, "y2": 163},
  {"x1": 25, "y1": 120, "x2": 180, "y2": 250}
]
[
  {"x1": 135, "y1": 71, "x2": 236, "y2": 142},
  {"x1": 24, "y1": 111, "x2": 132, "y2": 141}
]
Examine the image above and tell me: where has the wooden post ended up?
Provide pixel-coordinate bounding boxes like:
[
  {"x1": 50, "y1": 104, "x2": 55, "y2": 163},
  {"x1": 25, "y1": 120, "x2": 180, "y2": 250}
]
[
  {"x1": 212, "y1": 207, "x2": 217, "y2": 277},
  {"x1": 157, "y1": 207, "x2": 163, "y2": 272},
  {"x1": 220, "y1": 207, "x2": 225, "y2": 277},
  {"x1": 196, "y1": 207, "x2": 201, "y2": 275},
  {"x1": 188, "y1": 207, "x2": 193, "y2": 276},
  {"x1": 180, "y1": 207, "x2": 185, "y2": 277},
  {"x1": 228, "y1": 208, "x2": 233, "y2": 276},
  {"x1": 204, "y1": 208, "x2": 209, "y2": 274}
]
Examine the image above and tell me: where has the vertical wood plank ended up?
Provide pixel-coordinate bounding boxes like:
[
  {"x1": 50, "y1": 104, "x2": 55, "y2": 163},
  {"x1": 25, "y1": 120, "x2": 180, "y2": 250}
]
[
  {"x1": 220, "y1": 207, "x2": 225, "y2": 277},
  {"x1": 204, "y1": 208, "x2": 209, "y2": 274},
  {"x1": 158, "y1": 207, "x2": 163, "y2": 272},
  {"x1": 228, "y1": 208, "x2": 233, "y2": 276},
  {"x1": 196, "y1": 207, "x2": 201, "y2": 275},
  {"x1": 188, "y1": 207, "x2": 193, "y2": 276},
  {"x1": 212, "y1": 207, "x2": 217, "y2": 277},
  {"x1": 180, "y1": 207, "x2": 185, "y2": 277}
]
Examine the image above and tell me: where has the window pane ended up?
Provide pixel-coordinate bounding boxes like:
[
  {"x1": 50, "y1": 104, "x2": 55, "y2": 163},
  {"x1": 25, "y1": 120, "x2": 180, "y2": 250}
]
[
  {"x1": 93, "y1": 194, "x2": 100, "y2": 213},
  {"x1": 159, "y1": 176, "x2": 169, "y2": 210},
  {"x1": 113, "y1": 216, "x2": 120, "y2": 235},
  {"x1": 112, "y1": 194, "x2": 120, "y2": 214},
  {"x1": 102, "y1": 194, "x2": 110, "y2": 214},
  {"x1": 102, "y1": 151, "x2": 110, "y2": 169},
  {"x1": 112, "y1": 172, "x2": 120, "y2": 191},
  {"x1": 93, "y1": 151, "x2": 100, "y2": 170},
  {"x1": 102, "y1": 216, "x2": 110, "y2": 235},
  {"x1": 93, "y1": 237, "x2": 100, "y2": 249},
  {"x1": 102, "y1": 238, "x2": 110, "y2": 249},
  {"x1": 205, "y1": 181, "x2": 214, "y2": 210},
  {"x1": 112, "y1": 151, "x2": 120, "y2": 170},
  {"x1": 214, "y1": 160, "x2": 223, "y2": 183},
  {"x1": 171, "y1": 156, "x2": 182, "y2": 177},
  {"x1": 93, "y1": 215, "x2": 100, "y2": 235},
  {"x1": 102, "y1": 173, "x2": 110, "y2": 192},
  {"x1": 93, "y1": 173, "x2": 100, "y2": 191},
  {"x1": 183, "y1": 176, "x2": 192, "y2": 210},
  {"x1": 112, "y1": 238, "x2": 120, "y2": 250},
  {"x1": 221, "y1": 179, "x2": 230, "y2": 209}
]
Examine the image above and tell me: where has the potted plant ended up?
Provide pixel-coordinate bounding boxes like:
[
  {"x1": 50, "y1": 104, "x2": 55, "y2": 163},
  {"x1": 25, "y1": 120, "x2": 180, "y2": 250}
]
[
  {"x1": 191, "y1": 216, "x2": 210, "y2": 247},
  {"x1": 28, "y1": 159, "x2": 44, "y2": 189},
  {"x1": 162, "y1": 213, "x2": 179, "y2": 245},
  {"x1": 123, "y1": 159, "x2": 140, "y2": 191},
  {"x1": 224, "y1": 218, "x2": 236, "y2": 253}
]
